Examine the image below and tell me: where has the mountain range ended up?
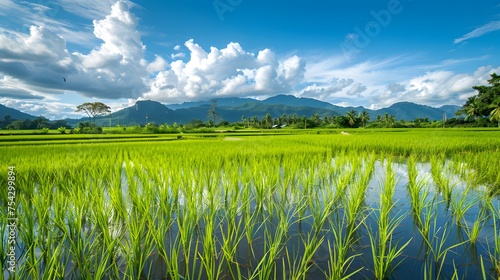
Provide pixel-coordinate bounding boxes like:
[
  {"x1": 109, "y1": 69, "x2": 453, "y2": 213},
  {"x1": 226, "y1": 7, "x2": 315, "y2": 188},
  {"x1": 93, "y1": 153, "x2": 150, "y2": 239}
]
[
  {"x1": 0, "y1": 95, "x2": 461, "y2": 127},
  {"x1": 0, "y1": 104, "x2": 37, "y2": 121}
]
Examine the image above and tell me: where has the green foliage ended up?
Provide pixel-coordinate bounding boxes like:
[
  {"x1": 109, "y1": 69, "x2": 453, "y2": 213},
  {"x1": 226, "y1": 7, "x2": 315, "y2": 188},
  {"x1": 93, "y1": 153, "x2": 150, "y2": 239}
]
[
  {"x1": 75, "y1": 102, "x2": 111, "y2": 125},
  {"x1": 1, "y1": 116, "x2": 70, "y2": 130},
  {"x1": 459, "y1": 73, "x2": 500, "y2": 121}
]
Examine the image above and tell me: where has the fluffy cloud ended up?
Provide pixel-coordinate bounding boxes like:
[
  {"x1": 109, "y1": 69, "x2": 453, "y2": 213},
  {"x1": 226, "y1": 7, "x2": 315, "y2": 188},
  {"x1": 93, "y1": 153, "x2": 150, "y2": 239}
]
[
  {"x1": 1, "y1": 0, "x2": 307, "y2": 106},
  {"x1": 0, "y1": 1, "x2": 150, "y2": 101},
  {"x1": 144, "y1": 40, "x2": 306, "y2": 103},
  {"x1": 368, "y1": 66, "x2": 500, "y2": 108}
]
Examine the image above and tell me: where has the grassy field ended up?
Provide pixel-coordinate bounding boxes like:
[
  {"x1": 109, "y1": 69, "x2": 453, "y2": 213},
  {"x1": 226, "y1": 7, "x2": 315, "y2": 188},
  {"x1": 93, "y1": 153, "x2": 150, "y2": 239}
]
[{"x1": 1, "y1": 129, "x2": 500, "y2": 279}]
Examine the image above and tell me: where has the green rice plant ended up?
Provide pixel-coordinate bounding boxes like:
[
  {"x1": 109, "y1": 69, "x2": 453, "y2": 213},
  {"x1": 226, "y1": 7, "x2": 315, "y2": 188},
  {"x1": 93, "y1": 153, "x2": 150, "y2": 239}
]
[
  {"x1": 420, "y1": 218, "x2": 468, "y2": 279},
  {"x1": 218, "y1": 214, "x2": 246, "y2": 280},
  {"x1": 62, "y1": 190, "x2": 96, "y2": 278},
  {"x1": 341, "y1": 156, "x2": 373, "y2": 243},
  {"x1": 89, "y1": 185, "x2": 127, "y2": 279},
  {"x1": 198, "y1": 211, "x2": 224, "y2": 280},
  {"x1": 411, "y1": 180, "x2": 433, "y2": 231},
  {"x1": 486, "y1": 201, "x2": 500, "y2": 278},
  {"x1": 284, "y1": 233, "x2": 325, "y2": 280},
  {"x1": 16, "y1": 190, "x2": 43, "y2": 279},
  {"x1": 406, "y1": 156, "x2": 431, "y2": 229},
  {"x1": 450, "y1": 186, "x2": 479, "y2": 225},
  {"x1": 325, "y1": 208, "x2": 366, "y2": 280},
  {"x1": 368, "y1": 159, "x2": 412, "y2": 279},
  {"x1": 309, "y1": 187, "x2": 336, "y2": 233},
  {"x1": 460, "y1": 216, "x2": 485, "y2": 245},
  {"x1": 249, "y1": 201, "x2": 303, "y2": 280},
  {"x1": 176, "y1": 206, "x2": 202, "y2": 280},
  {"x1": 416, "y1": 194, "x2": 438, "y2": 247},
  {"x1": 430, "y1": 155, "x2": 455, "y2": 208},
  {"x1": 248, "y1": 221, "x2": 287, "y2": 280}
]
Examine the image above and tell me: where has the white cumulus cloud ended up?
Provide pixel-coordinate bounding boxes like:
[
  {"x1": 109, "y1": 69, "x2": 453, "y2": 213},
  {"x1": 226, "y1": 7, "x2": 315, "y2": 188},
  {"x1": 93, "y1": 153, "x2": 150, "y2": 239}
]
[
  {"x1": 0, "y1": 1, "x2": 150, "y2": 101},
  {"x1": 368, "y1": 66, "x2": 500, "y2": 108},
  {"x1": 144, "y1": 40, "x2": 306, "y2": 103}
]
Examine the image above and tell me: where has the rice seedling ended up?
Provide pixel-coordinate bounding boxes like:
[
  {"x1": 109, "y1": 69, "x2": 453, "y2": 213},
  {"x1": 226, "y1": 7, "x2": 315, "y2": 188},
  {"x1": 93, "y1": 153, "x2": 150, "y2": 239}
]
[
  {"x1": 218, "y1": 214, "x2": 246, "y2": 280},
  {"x1": 248, "y1": 219, "x2": 286, "y2": 280},
  {"x1": 284, "y1": 232, "x2": 325, "y2": 280},
  {"x1": 450, "y1": 186, "x2": 479, "y2": 225},
  {"x1": 460, "y1": 216, "x2": 485, "y2": 245},
  {"x1": 430, "y1": 155, "x2": 456, "y2": 209},
  {"x1": 486, "y1": 201, "x2": 500, "y2": 278},
  {"x1": 198, "y1": 210, "x2": 224, "y2": 280},
  {"x1": 325, "y1": 207, "x2": 366, "y2": 280},
  {"x1": 368, "y1": 158, "x2": 412, "y2": 279},
  {"x1": 420, "y1": 218, "x2": 468, "y2": 279}
]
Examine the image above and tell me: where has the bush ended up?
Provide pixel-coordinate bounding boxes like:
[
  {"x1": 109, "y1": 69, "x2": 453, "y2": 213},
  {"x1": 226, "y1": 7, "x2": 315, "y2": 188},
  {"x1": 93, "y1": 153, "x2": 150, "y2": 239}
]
[
  {"x1": 73, "y1": 126, "x2": 103, "y2": 134},
  {"x1": 58, "y1": 127, "x2": 67, "y2": 134}
]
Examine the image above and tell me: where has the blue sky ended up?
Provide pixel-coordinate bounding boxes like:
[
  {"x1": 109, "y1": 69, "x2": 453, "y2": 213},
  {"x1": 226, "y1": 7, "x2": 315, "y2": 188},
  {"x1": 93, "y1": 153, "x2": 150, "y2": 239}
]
[{"x1": 0, "y1": 0, "x2": 499, "y2": 119}]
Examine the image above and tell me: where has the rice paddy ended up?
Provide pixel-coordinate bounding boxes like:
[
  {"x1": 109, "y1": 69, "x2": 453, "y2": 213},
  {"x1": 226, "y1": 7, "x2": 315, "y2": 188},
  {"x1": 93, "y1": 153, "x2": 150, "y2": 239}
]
[{"x1": 1, "y1": 129, "x2": 500, "y2": 279}]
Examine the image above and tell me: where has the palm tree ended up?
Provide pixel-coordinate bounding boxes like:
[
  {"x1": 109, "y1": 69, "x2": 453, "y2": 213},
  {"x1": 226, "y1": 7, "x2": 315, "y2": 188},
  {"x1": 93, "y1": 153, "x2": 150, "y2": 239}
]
[
  {"x1": 346, "y1": 110, "x2": 357, "y2": 127},
  {"x1": 280, "y1": 114, "x2": 287, "y2": 125},
  {"x1": 465, "y1": 97, "x2": 480, "y2": 126},
  {"x1": 489, "y1": 98, "x2": 500, "y2": 127},
  {"x1": 384, "y1": 112, "x2": 389, "y2": 127},
  {"x1": 312, "y1": 113, "x2": 320, "y2": 126},
  {"x1": 359, "y1": 111, "x2": 370, "y2": 128},
  {"x1": 264, "y1": 113, "x2": 272, "y2": 129},
  {"x1": 389, "y1": 115, "x2": 395, "y2": 128}
]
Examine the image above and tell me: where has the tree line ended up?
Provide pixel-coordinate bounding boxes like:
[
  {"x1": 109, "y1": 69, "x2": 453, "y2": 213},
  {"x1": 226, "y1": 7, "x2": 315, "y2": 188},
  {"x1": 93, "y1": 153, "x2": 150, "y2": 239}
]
[{"x1": 0, "y1": 115, "x2": 70, "y2": 130}]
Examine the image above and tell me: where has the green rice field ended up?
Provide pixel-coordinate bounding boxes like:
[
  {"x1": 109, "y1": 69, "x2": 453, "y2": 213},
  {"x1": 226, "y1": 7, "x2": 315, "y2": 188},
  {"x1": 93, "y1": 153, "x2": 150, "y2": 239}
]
[{"x1": 1, "y1": 129, "x2": 500, "y2": 279}]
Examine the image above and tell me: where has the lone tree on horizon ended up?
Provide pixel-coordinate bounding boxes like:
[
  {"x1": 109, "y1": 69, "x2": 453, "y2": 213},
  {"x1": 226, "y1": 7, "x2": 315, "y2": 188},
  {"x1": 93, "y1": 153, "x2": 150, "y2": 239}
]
[{"x1": 76, "y1": 102, "x2": 111, "y2": 126}]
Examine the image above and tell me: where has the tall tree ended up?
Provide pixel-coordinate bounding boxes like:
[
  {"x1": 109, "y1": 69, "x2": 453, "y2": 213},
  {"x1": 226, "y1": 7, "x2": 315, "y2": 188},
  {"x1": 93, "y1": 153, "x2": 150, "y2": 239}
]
[
  {"x1": 463, "y1": 96, "x2": 480, "y2": 125},
  {"x1": 359, "y1": 111, "x2": 370, "y2": 128},
  {"x1": 346, "y1": 110, "x2": 357, "y2": 127},
  {"x1": 312, "y1": 113, "x2": 320, "y2": 126},
  {"x1": 264, "y1": 113, "x2": 272, "y2": 129},
  {"x1": 208, "y1": 100, "x2": 218, "y2": 124},
  {"x1": 389, "y1": 115, "x2": 396, "y2": 128},
  {"x1": 489, "y1": 98, "x2": 500, "y2": 127},
  {"x1": 75, "y1": 102, "x2": 111, "y2": 125}
]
